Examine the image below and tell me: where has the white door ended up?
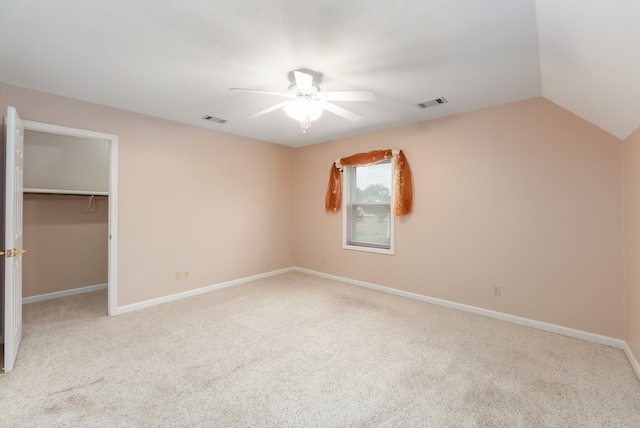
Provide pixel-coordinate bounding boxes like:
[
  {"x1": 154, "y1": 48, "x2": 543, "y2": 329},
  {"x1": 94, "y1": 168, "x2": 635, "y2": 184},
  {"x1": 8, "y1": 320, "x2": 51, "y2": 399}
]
[{"x1": 3, "y1": 106, "x2": 26, "y2": 373}]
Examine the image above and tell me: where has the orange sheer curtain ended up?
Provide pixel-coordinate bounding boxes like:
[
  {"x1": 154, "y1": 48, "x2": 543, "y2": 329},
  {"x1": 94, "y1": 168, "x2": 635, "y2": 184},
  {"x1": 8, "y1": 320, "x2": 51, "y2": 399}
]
[{"x1": 325, "y1": 149, "x2": 413, "y2": 216}]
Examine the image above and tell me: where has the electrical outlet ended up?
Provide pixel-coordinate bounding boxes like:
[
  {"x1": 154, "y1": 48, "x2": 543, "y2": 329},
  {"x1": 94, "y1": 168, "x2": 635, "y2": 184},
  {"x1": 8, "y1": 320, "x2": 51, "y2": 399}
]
[
  {"x1": 183, "y1": 270, "x2": 189, "y2": 280},
  {"x1": 493, "y1": 285, "x2": 501, "y2": 296},
  {"x1": 322, "y1": 256, "x2": 326, "y2": 264},
  {"x1": 175, "y1": 271, "x2": 183, "y2": 281}
]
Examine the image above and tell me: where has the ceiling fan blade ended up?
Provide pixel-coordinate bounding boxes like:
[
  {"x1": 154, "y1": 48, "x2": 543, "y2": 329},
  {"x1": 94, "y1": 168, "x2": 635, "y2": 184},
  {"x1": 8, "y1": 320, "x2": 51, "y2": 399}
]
[
  {"x1": 323, "y1": 102, "x2": 362, "y2": 122},
  {"x1": 229, "y1": 88, "x2": 292, "y2": 97},
  {"x1": 248, "y1": 101, "x2": 292, "y2": 119},
  {"x1": 294, "y1": 71, "x2": 313, "y2": 92},
  {"x1": 322, "y1": 90, "x2": 376, "y2": 102}
]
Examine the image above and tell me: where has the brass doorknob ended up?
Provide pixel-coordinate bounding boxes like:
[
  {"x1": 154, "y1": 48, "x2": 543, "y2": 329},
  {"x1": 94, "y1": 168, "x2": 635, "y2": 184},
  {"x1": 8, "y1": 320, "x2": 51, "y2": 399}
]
[{"x1": 0, "y1": 248, "x2": 27, "y2": 257}]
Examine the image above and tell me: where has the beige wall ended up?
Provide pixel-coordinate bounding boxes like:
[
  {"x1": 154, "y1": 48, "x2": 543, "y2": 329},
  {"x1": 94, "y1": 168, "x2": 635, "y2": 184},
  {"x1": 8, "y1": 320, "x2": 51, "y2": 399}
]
[
  {"x1": 294, "y1": 97, "x2": 625, "y2": 338},
  {"x1": 23, "y1": 195, "x2": 108, "y2": 297},
  {"x1": 1, "y1": 84, "x2": 629, "y2": 342},
  {"x1": 1, "y1": 83, "x2": 295, "y2": 306},
  {"x1": 624, "y1": 127, "x2": 640, "y2": 359}
]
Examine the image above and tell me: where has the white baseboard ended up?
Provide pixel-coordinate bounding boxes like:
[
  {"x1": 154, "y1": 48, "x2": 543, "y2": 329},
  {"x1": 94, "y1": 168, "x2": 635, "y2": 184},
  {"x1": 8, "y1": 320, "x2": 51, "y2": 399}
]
[
  {"x1": 294, "y1": 267, "x2": 626, "y2": 350},
  {"x1": 22, "y1": 283, "x2": 108, "y2": 304},
  {"x1": 115, "y1": 267, "x2": 294, "y2": 315},
  {"x1": 624, "y1": 342, "x2": 640, "y2": 381}
]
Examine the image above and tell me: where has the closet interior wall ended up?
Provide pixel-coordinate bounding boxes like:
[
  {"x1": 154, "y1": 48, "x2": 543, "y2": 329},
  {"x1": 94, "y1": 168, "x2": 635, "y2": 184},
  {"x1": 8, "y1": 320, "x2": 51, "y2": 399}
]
[{"x1": 23, "y1": 193, "x2": 108, "y2": 298}]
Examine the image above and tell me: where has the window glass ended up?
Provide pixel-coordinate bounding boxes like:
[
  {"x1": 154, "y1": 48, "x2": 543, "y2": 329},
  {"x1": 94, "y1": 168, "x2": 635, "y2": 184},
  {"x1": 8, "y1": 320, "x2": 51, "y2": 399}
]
[{"x1": 344, "y1": 159, "x2": 393, "y2": 253}]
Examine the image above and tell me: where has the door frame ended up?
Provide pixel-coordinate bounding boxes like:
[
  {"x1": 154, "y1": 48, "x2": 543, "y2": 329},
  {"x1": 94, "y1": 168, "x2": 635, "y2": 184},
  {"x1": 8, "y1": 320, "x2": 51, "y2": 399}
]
[{"x1": 22, "y1": 120, "x2": 118, "y2": 316}]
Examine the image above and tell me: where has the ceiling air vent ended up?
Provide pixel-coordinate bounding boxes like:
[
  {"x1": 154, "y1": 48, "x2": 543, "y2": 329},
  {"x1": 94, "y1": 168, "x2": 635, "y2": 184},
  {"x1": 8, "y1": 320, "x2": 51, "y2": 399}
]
[
  {"x1": 201, "y1": 115, "x2": 228, "y2": 124},
  {"x1": 416, "y1": 97, "x2": 448, "y2": 109}
]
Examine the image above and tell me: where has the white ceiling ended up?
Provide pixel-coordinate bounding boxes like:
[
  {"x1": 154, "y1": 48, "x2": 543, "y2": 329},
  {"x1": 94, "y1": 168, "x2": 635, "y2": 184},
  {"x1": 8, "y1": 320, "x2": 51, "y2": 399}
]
[{"x1": 0, "y1": 1, "x2": 638, "y2": 147}]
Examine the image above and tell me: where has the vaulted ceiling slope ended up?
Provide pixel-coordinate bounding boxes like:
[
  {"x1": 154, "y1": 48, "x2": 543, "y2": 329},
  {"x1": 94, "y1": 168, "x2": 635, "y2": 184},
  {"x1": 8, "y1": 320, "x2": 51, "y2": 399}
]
[{"x1": 0, "y1": 1, "x2": 638, "y2": 147}]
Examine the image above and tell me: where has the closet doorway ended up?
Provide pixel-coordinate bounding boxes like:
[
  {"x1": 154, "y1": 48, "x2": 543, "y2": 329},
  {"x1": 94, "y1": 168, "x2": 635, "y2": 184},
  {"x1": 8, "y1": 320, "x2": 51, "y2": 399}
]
[{"x1": 21, "y1": 120, "x2": 118, "y2": 316}]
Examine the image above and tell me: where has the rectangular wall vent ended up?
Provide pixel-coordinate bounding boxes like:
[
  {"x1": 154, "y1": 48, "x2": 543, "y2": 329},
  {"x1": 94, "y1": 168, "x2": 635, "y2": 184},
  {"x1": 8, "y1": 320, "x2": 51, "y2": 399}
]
[
  {"x1": 201, "y1": 115, "x2": 228, "y2": 124},
  {"x1": 416, "y1": 97, "x2": 448, "y2": 109}
]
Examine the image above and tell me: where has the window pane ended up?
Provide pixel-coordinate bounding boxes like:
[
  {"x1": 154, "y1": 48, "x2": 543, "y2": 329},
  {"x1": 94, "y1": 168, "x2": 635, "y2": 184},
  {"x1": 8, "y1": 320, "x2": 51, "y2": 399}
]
[
  {"x1": 351, "y1": 204, "x2": 391, "y2": 246},
  {"x1": 344, "y1": 159, "x2": 393, "y2": 253},
  {"x1": 355, "y1": 162, "x2": 392, "y2": 203}
]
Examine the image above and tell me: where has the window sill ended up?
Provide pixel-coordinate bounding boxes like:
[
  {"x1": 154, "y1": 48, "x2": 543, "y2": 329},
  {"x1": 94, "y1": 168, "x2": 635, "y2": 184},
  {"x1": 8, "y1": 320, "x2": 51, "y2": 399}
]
[{"x1": 343, "y1": 243, "x2": 394, "y2": 255}]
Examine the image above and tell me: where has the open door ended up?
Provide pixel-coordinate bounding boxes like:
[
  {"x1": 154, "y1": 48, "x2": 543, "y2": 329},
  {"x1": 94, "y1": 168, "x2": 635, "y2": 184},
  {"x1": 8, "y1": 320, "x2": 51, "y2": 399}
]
[{"x1": 3, "y1": 106, "x2": 26, "y2": 372}]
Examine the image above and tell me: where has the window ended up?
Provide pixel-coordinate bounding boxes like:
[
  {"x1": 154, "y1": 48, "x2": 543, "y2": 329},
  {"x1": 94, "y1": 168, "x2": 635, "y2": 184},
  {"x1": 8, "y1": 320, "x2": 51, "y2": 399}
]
[{"x1": 343, "y1": 159, "x2": 394, "y2": 254}]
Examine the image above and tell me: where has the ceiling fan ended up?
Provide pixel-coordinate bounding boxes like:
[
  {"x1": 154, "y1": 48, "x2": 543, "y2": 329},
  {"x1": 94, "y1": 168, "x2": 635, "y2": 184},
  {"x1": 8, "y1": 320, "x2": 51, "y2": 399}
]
[{"x1": 229, "y1": 70, "x2": 376, "y2": 133}]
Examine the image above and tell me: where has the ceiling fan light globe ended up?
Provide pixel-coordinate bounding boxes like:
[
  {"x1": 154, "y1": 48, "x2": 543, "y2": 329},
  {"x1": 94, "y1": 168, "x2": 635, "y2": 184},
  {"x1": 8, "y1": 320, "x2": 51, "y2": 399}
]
[{"x1": 284, "y1": 99, "x2": 324, "y2": 122}]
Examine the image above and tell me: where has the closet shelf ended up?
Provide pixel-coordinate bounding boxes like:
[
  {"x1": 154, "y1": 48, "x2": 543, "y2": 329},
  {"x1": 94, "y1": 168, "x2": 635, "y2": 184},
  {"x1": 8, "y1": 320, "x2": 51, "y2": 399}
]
[{"x1": 23, "y1": 188, "x2": 109, "y2": 196}]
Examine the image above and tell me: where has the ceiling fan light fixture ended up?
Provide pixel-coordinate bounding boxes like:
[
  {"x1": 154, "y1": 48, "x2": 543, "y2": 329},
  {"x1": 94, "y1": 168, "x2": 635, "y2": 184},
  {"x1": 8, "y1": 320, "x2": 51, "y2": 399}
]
[{"x1": 283, "y1": 98, "x2": 324, "y2": 122}]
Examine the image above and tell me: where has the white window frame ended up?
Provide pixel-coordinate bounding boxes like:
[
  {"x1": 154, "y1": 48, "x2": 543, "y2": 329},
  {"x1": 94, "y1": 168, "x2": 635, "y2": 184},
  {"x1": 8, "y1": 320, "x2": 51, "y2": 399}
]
[{"x1": 342, "y1": 159, "x2": 395, "y2": 255}]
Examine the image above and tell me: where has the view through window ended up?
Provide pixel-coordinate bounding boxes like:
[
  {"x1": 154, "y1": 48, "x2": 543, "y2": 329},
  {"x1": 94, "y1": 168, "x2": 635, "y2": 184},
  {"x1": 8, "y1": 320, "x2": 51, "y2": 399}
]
[{"x1": 345, "y1": 159, "x2": 393, "y2": 252}]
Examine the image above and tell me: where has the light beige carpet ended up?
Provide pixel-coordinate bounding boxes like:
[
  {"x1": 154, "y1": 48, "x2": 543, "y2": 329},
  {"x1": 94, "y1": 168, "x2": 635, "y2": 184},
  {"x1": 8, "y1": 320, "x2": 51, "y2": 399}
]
[{"x1": 1, "y1": 271, "x2": 639, "y2": 427}]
